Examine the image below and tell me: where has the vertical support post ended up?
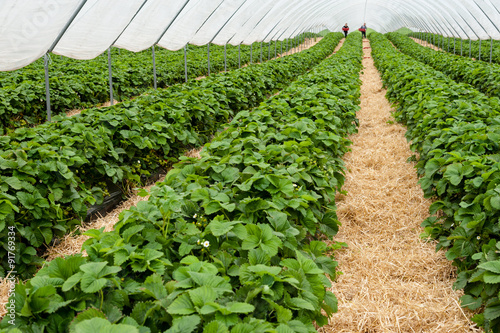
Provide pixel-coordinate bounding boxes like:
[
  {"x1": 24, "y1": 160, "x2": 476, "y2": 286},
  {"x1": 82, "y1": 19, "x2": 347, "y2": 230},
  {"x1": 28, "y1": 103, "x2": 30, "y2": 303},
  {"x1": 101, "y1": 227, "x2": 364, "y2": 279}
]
[
  {"x1": 184, "y1": 44, "x2": 188, "y2": 83},
  {"x1": 238, "y1": 43, "x2": 241, "y2": 68},
  {"x1": 460, "y1": 38, "x2": 463, "y2": 56},
  {"x1": 224, "y1": 43, "x2": 227, "y2": 71},
  {"x1": 250, "y1": 44, "x2": 253, "y2": 63},
  {"x1": 447, "y1": 36, "x2": 450, "y2": 52},
  {"x1": 108, "y1": 48, "x2": 114, "y2": 106},
  {"x1": 479, "y1": 39, "x2": 482, "y2": 61},
  {"x1": 260, "y1": 42, "x2": 263, "y2": 63},
  {"x1": 490, "y1": 37, "x2": 493, "y2": 63},
  {"x1": 267, "y1": 41, "x2": 271, "y2": 60},
  {"x1": 44, "y1": 54, "x2": 51, "y2": 122},
  {"x1": 280, "y1": 40, "x2": 283, "y2": 56},
  {"x1": 207, "y1": 44, "x2": 211, "y2": 76},
  {"x1": 453, "y1": 38, "x2": 456, "y2": 54},
  {"x1": 152, "y1": 45, "x2": 157, "y2": 90},
  {"x1": 274, "y1": 39, "x2": 277, "y2": 58}
]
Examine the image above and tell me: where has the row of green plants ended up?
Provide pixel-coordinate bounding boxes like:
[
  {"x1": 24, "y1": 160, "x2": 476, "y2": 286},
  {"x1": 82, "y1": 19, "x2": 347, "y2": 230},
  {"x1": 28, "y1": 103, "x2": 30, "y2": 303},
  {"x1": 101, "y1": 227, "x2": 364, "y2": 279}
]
[
  {"x1": 387, "y1": 32, "x2": 500, "y2": 98},
  {"x1": 0, "y1": 32, "x2": 363, "y2": 333},
  {"x1": 370, "y1": 31, "x2": 500, "y2": 332},
  {"x1": 407, "y1": 32, "x2": 500, "y2": 63},
  {"x1": 0, "y1": 33, "x2": 316, "y2": 134},
  {"x1": 0, "y1": 33, "x2": 344, "y2": 279}
]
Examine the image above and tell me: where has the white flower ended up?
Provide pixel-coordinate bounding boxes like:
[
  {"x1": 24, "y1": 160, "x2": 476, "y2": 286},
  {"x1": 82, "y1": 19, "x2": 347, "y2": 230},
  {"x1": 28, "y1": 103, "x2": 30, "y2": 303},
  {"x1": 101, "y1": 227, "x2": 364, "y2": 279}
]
[
  {"x1": 197, "y1": 239, "x2": 200, "y2": 245},
  {"x1": 451, "y1": 223, "x2": 454, "y2": 227},
  {"x1": 203, "y1": 241, "x2": 210, "y2": 248},
  {"x1": 293, "y1": 184, "x2": 297, "y2": 188},
  {"x1": 138, "y1": 160, "x2": 141, "y2": 164},
  {"x1": 477, "y1": 236, "x2": 481, "y2": 240},
  {"x1": 193, "y1": 214, "x2": 197, "y2": 218}
]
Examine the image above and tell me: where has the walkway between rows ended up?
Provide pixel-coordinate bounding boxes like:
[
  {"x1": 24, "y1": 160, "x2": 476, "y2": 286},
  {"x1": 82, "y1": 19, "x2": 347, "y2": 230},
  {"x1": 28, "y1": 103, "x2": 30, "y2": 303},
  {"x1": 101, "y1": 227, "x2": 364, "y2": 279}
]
[{"x1": 321, "y1": 39, "x2": 480, "y2": 332}]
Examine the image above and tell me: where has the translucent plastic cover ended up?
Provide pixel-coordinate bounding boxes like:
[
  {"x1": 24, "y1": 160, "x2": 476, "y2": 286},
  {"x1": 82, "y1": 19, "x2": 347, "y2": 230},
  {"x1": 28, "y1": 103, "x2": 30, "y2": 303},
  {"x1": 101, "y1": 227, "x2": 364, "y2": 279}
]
[{"x1": 1, "y1": 0, "x2": 499, "y2": 71}]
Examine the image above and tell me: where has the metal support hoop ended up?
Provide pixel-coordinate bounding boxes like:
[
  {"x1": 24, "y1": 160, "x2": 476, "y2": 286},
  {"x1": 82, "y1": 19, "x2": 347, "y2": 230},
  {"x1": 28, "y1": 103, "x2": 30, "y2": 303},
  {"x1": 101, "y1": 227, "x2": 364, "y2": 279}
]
[
  {"x1": 44, "y1": 54, "x2": 51, "y2": 122},
  {"x1": 184, "y1": 44, "x2": 188, "y2": 83},
  {"x1": 224, "y1": 44, "x2": 227, "y2": 72},
  {"x1": 152, "y1": 45, "x2": 157, "y2": 90},
  {"x1": 238, "y1": 44, "x2": 241, "y2": 68},
  {"x1": 207, "y1": 44, "x2": 211, "y2": 76},
  {"x1": 108, "y1": 48, "x2": 114, "y2": 106}
]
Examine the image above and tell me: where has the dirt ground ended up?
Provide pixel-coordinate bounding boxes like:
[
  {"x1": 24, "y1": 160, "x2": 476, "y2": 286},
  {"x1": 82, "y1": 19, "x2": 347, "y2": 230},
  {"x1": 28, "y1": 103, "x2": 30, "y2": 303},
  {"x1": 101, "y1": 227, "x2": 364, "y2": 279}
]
[{"x1": 321, "y1": 39, "x2": 481, "y2": 332}]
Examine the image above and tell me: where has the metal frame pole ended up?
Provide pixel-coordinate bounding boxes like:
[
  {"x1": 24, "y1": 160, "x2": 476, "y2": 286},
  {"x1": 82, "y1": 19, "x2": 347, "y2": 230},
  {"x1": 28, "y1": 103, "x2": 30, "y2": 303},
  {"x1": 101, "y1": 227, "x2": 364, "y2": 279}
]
[
  {"x1": 267, "y1": 40, "x2": 271, "y2": 60},
  {"x1": 260, "y1": 42, "x2": 263, "y2": 63},
  {"x1": 152, "y1": 45, "x2": 157, "y2": 89},
  {"x1": 108, "y1": 48, "x2": 114, "y2": 106},
  {"x1": 184, "y1": 44, "x2": 188, "y2": 82},
  {"x1": 453, "y1": 37, "x2": 456, "y2": 54},
  {"x1": 250, "y1": 44, "x2": 253, "y2": 63},
  {"x1": 280, "y1": 40, "x2": 283, "y2": 56},
  {"x1": 44, "y1": 54, "x2": 51, "y2": 122},
  {"x1": 490, "y1": 37, "x2": 493, "y2": 63},
  {"x1": 469, "y1": 38, "x2": 472, "y2": 58},
  {"x1": 224, "y1": 43, "x2": 227, "y2": 71},
  {"x1": 238, "y1": 43, "x2": 241, "y2": 68},
  {"x1": 207, "y1": 44, "x2": 211, "y2": 76},
  {"x1": 461, "y1": 38, "x2": 463, "y2": 56},
  {"x1": 479, "y1": 39, "x2": 482, "y2": 61},
  {"x1": 274, "y1": 39, "x2": 277, "y2": 58}
]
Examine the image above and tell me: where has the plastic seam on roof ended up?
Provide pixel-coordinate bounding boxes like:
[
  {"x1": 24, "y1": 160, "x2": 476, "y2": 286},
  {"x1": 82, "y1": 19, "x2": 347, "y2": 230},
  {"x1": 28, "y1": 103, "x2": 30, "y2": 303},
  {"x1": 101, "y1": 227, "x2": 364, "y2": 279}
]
[
  {"x1": 112, "y1": 0, "x2": 149, "y2": 46},
  {"x1": 209, "y1": 0, "x2": 248, "y2": 43},
  {"x1": 48, "y1": 0, "x2": 88, "y2": 53},
  {"x1": 473, "y1": 0, "x2": 500, "y2": 35},
  {"x1": 154, "y1": 0, "x2": 191, "y2": 45},
  {"x1": 193, "y1": 1, "x2": 225, "y2": 35}
]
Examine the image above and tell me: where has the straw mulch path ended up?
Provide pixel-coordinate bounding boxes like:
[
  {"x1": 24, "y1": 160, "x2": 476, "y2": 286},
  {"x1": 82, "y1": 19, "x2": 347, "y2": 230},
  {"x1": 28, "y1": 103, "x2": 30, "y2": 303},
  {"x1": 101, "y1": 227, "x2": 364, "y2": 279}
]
[
  {"x1": 410, "y1": 37, "x2": 442, "y2": 51},
  {"x1": 321, "y1": 39, "x2": 481, "y2": 332}
]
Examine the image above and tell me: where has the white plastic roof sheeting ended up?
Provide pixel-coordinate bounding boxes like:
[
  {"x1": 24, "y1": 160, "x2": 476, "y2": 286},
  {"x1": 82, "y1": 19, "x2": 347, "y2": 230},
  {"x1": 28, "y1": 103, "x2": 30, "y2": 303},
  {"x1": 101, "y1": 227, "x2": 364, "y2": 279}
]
[{"x1": 1, "y1": 0, "x2": 500, "y2": 71}]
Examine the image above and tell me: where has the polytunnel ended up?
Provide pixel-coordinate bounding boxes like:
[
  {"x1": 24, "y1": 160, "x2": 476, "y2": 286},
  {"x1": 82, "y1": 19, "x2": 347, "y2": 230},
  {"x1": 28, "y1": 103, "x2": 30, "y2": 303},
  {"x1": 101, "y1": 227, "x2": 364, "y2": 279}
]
[{"x1": 1, "y1": 0, "x2": 500, "y2": 71}]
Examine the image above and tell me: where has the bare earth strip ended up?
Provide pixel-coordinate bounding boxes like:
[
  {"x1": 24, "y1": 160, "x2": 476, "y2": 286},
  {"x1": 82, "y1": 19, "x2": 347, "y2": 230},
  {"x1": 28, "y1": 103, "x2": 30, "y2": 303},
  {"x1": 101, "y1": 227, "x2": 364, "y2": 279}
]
[
  {"x1": 410, "y1": 37, "x2": 442, "y2": 51},
  {"x1": 321, "y1": 40, "x2": 481, "y2": 332}
]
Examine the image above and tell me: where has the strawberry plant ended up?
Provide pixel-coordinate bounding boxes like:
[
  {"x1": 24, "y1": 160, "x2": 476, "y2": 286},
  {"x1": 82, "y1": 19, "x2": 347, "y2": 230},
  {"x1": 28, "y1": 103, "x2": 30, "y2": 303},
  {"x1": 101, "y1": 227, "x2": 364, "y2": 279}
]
[
  {"x1": 0, "y1": 41, "x2": 281, "y2": 134},
  {"x1": 0, "y1": 33, "x2": 363, "y2": 333},
  {"x1": 387, "y1": 32, "x2": 500, "y2": 98},
  {"x1": 0, "y1": 33, "x2": 344, "y2": 279},
  {"x1": 371, "y1": 31, "x2": 500, "y2": 332}
]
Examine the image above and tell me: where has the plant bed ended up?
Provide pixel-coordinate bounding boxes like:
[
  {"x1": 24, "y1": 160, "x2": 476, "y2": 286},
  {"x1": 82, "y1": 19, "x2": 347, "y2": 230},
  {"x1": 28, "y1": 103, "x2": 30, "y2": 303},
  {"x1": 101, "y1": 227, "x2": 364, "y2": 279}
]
[
  {"x1": 0, "y1": 33, "x2": 345, "y2": 279},
  {"x1": 0, "y1": 32, "x2": 363, "y2": 333}
]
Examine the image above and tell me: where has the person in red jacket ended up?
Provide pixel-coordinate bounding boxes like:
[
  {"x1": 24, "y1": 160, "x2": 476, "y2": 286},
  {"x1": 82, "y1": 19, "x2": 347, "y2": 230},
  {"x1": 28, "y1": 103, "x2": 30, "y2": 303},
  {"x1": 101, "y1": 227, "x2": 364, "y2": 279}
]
[{"x1": 342, "y1": 23, "x2": 349, "y2": 37}]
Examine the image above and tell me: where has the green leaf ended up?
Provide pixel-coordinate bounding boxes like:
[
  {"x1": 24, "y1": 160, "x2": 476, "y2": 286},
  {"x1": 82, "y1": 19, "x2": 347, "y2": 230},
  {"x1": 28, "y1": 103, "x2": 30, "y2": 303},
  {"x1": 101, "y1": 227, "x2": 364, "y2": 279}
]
[
  {"x1": 208, "y1": 219, "x2": 239, "y2": 237},
  {"x1": 484, "y1": 302, "x2": 500, "y2": 321},
  {"x1": 478, "y1": 261, "x2": 500, "y2": 274},
  {"x1": 460, "y1": 295, "x2": 482, "y2": 310},
  {"x1": 165, "y1": 315, "x2": 201, "y2": 333},
  {"x1": 289, "y1": 297, "x2": 315, "y2": 310},
  {"x1": 203, "y1": 320, "x2": 229, "y2": 333},
  {"x1": 167, "y1": 293, "x2": 196, "y2": 315},
  {"x1": 69, "y1": 308, "x2": 107, "y2": 331},
  {"x1": 62, "y1": 272, "x2": 84, "y2": 292},
  {"x1": 80, "y1": 275, "x2": 108, "y2": 293},
  {"x1": 483, "y1": 271, "x2": 500, "y2": 284},
  {"x1": 72, "y1": 318, "x2": 139, "y2": 333},
  {"x1": 189, "y1": 286, "x2": 217, "y2": 308},
  {"x1": 227, "y1": 302, "x2": 255, "y2": 314}
]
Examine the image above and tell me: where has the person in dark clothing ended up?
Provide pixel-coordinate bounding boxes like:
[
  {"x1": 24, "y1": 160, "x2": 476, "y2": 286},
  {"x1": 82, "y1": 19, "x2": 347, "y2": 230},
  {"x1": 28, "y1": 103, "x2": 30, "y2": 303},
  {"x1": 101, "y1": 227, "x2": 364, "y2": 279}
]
[
  {"x1": 342, "y1": 23, "x2": 349, "y2": 37},
  {"x1": 359, "y1": 23, "x2": 367, "y2": 38}
]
